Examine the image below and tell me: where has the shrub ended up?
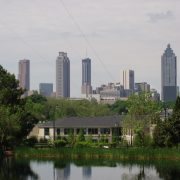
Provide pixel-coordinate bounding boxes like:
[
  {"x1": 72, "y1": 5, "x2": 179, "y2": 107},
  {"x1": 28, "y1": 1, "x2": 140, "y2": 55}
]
[
  {"x1": 24, "y1": 136, "x2": 38, "y2": 147},
  {"x1": 75, "y1": 142, "x2": 90, "y2": 148},
  {"x1": 54, "y1": 140, "x2": 67, "y2": 147}
]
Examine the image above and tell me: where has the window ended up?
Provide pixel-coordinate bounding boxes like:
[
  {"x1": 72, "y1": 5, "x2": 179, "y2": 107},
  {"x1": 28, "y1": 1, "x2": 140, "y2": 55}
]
[
  {"x1": 88, "y1": 128, "x2": 98, "y2": 135},
  {"x1": 44, "y1": 128, "x2": 49, "y2": 136},
  {"x1": 100, "y1": 128, "x2": 110, "y2": 134},
  {"x1": 56, "y1": 128, "x2": 60, "y2": 135}
]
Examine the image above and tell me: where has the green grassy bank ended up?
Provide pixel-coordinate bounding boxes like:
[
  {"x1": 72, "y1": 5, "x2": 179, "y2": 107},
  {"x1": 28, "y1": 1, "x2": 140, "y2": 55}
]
[{"x1": 15, "y1": 147, "x2": 180, "y2": 161}]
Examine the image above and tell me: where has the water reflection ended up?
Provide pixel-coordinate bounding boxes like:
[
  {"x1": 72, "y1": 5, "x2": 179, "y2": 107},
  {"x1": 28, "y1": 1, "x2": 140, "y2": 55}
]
[
  {"x1": 55, "y1": 164, "x2": 70, "y2": 180},
  {"x1": 0, "y1": 157, "x2": 38, "y2": 180},
  {"x1": 1, "y1": 157, "x2": 180, "y2": 180},
  {"x1": 82, "y1": 167, "x2": 92, "y2": 179}
]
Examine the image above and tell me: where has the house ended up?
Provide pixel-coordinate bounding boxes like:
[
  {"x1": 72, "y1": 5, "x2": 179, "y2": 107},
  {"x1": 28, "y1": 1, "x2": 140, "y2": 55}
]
[{"x1": 29, "y1": 116, "x2": 123, "y2": 143}]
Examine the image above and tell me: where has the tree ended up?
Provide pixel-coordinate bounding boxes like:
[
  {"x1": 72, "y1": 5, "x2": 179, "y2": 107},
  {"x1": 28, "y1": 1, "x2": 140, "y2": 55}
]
[
  {"x1": 109, "y1": 100, "x2": 128, "y2": 115},
  {"x1": 0, "y1": 65, "x2": 24, "y2": 106},
  {"x1": 0, "y1": 106, "x2": 20, "y2": 149},
  {"x1": 167, "y1": 96, "x2": 180, "y2": 147},
  {"x1": 77, "y1": 129, "x2": 85, "y2": 142},
  {"x1": 0, "y1": 65, "x2": 39, "y2": 149},
  {"x1": 153, "y1": 97, "x2": 180, "y2": 147},
  {"x1": 123, "y1": 92, "x2": 161, "y2": 146}
]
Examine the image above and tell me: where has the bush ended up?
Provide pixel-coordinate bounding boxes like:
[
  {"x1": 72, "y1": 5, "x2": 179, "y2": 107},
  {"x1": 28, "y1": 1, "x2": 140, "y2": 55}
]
[
  {"x1": 134, "y1": 133, "x2": 153, "y2": 147},
  {"x1": 75, "y1": 142, "x2": 90, "y2": 148},
  {"x1": 54, "y1": 140, "x2": 67, "y2": 147},
  {"x1": 24, "y1": 136, "x2": 38, "y2": 147}
]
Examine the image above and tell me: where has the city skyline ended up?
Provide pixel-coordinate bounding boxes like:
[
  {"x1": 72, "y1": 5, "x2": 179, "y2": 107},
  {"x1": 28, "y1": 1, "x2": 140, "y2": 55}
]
[{"x1": 0, "y1": 0, "x2": 179, "y2": 97}]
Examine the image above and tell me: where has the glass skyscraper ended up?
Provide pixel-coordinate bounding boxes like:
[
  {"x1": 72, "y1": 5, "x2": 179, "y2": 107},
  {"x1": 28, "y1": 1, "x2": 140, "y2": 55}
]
[
  {"x1": 161, "y1": 44, "x2": 177, "y2": 102},
  {"x1": 81, "y1": 58, "x2": 92, "y2": 95},
  {"x1": 56, "y1": 52, "x2": 70, "y2": 98}
]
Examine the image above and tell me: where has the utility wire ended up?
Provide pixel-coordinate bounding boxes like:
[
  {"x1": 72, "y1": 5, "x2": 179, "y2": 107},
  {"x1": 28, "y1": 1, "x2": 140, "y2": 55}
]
[
  {"x1": 0, "y1": 20, "x2": 52, "y2": 66},
  {"x1": 57, "y1": 0, "x2": 115, "y2": 82}
]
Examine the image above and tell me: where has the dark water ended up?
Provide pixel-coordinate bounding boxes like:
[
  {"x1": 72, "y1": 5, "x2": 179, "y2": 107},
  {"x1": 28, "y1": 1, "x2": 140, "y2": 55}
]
[{"x1": 0, "y1": 157, "x2": 180, "y2": 180}]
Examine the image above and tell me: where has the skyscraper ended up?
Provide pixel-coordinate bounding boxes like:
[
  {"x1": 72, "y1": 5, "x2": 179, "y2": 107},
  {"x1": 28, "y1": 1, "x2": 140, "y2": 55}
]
[
  {"x1": 18, "y1": 59, "x2": 30, "y2": 94},
  {"x1": 161, "y1": 44, "x2": 177, "y2": 102},
  {"x1": 56, "y1": 52, "x2": 70, "y2": 98},
  {"x1": 81, "y1": 58, "x2": 92, "y2": 95},
  {"x1": 121, "y1": 70, "x2": 134, "y2": 91}
]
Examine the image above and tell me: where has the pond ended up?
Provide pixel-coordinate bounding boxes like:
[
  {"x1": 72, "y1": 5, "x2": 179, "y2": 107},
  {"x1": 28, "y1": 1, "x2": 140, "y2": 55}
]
[{"x1": 0, "y1": 157, "x2": 180, "y2": 180}]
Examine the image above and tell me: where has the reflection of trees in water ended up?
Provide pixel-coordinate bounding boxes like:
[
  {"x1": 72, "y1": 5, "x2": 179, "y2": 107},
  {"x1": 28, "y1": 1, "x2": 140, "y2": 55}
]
[
  {"x1": 121, "y1": 160, "x2": 180, "y2": 180},
  {"x1": 155, "y1": 161, "x2": 180, "y2": 180},
  {"x1": 0, "y1": 157, "x2": 38, "y2": 180},
  {"x1": 54, "y1": 161, "x2": 70, "y2": 180},
  {"x1": 121, "y1": 162, "x2": 163, "y2": 180}
]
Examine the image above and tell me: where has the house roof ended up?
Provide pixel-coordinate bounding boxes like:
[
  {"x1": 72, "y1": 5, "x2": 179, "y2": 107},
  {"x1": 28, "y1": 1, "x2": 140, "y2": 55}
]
[{"x1": 38, "y1": 116, "x2": 123, "y2": 128}]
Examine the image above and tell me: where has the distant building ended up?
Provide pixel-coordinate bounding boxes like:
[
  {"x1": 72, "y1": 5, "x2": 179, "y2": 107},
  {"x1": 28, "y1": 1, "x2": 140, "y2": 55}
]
[
  {"x1": 135, "y1": 82, "x2": 150, "y2": 93},
  {"x1": 56, "y1": 52, "x2": 70, "y2": 98},
  {"x1": 121, "y1": 70, "x2": 134, "y2": 91},
  {"x1": 150, "y1": 89, "x2": 160, "y2": 101},
  {"x1": 93, "y1": 82, "x2": 125, "y2": 104},
  {"x1": 81, "y1": 58, "x2": 92, "y2": 96},
  {"x1": 161, "y1": 44, "x2": 177, "y2": 102},
  {"x1": 39, "y1": 83, "x2": 53, "y2": 97},
  {"x1": 18, "y1": 59, "x2": 30, "y2": 96}
]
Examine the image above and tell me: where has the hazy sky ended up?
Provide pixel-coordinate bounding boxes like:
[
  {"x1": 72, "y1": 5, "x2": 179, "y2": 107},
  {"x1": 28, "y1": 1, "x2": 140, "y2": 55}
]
[{"x1": 0, "y1": 0, "x2": 179, "y2": 97}]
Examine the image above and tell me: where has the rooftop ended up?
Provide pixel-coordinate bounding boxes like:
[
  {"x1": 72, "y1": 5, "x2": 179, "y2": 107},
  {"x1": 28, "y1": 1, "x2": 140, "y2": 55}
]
[{"x1": 38, "y1": 116, "x2": 123, "y2": 128}]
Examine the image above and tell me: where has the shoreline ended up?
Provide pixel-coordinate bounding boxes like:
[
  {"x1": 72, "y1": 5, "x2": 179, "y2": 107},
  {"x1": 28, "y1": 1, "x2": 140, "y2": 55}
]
[{"x1": 14, "y1": 147, "x2": 180, "y2": 161}]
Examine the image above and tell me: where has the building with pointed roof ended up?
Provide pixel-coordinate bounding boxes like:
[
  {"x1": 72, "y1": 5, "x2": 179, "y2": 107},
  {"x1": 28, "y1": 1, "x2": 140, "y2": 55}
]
[{"x1": 161, "y1": 44, "x2": 177, "y2": 102}]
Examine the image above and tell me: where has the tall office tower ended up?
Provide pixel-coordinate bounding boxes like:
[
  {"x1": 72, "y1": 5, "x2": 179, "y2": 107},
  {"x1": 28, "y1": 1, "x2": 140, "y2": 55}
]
[
  {"x1": 56, "y1": 52, "x2": 70, "y2": 98},
  {"x1": 18, "y1": 59, "x2": 30, "y2": 94},
  {"x1": 39, "y1": 83, "x2": 53, "y2": 97},
  {"x1": 81, "y1": 58, "x2": 92, "y2": 95},
  {"x1": 161, "y1": 44, "x2": 177, "y2": 102},
  {"x1": 121, "y1": 70, "x2": 134, "y2": 91}
]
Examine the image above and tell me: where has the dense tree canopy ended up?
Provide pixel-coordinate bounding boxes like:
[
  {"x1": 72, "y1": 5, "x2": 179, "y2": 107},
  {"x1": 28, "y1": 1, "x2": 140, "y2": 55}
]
[
  {"x1": 0, "y1": 65, "x2": 38, "y2": 149},
  {"x1": 153, "y1": 96, "x2": 180, "y2": 147}
]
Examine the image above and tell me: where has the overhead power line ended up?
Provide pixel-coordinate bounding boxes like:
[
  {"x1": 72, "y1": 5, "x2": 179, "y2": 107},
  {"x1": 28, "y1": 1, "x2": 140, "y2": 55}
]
[{"x1": 57, "y1": 0, "x2": 115, "y2": 82}]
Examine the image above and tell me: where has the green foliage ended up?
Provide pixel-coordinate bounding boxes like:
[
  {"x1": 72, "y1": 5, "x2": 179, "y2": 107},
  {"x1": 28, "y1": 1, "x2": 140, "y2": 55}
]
[
  {"x1": 99, "y1": 134, "x2": 108, "y2": 143},
  {"x1": 134, "y1": 130, "x2": 152, "y2": 147},
  {"x1": 108, "y1": 100, "x2": 128, "y2": 115},
  {"x1": 0, "y1": 106, "x2": 20, "y2": 147},
  {"x1": 44, "y1": 98, "x2": 112, "y2": 119},
  {"x1": 127, "y1": 92, "x2": 161, "y2": 119},
  {"x1": 23, "y1": 136, "x2": 38, "y2": 147},
  {"x1": 0, "y1": 65, "x2": 41, "y2": 149},
  {"x1": 75, "y1": 142, "x2": 92, "y2": 148},
  {"x1": 0, "y1": 65, "x2": 24, "y2": 106},
  {"x1": 122, "y1": 93, "x2": 161, "y2": 147},
  {"x1": 86, "y1": 135, "x2": 93, "y2": 143},
  {"x1": 153, "y1": 97, "x2": 180, "y2": 147},
  {"x1": 67, "y1": 129, "x2": 76, "y2": 146},
  {"x1": 77, "y1": 129, "x2": 85, "y2": 142},
  {"x1": 26, "y1": 92, "x2": 47, "y2": 104},
  {"x1": 54, "y1": 140, "x2": 67, "y2": 147}
]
